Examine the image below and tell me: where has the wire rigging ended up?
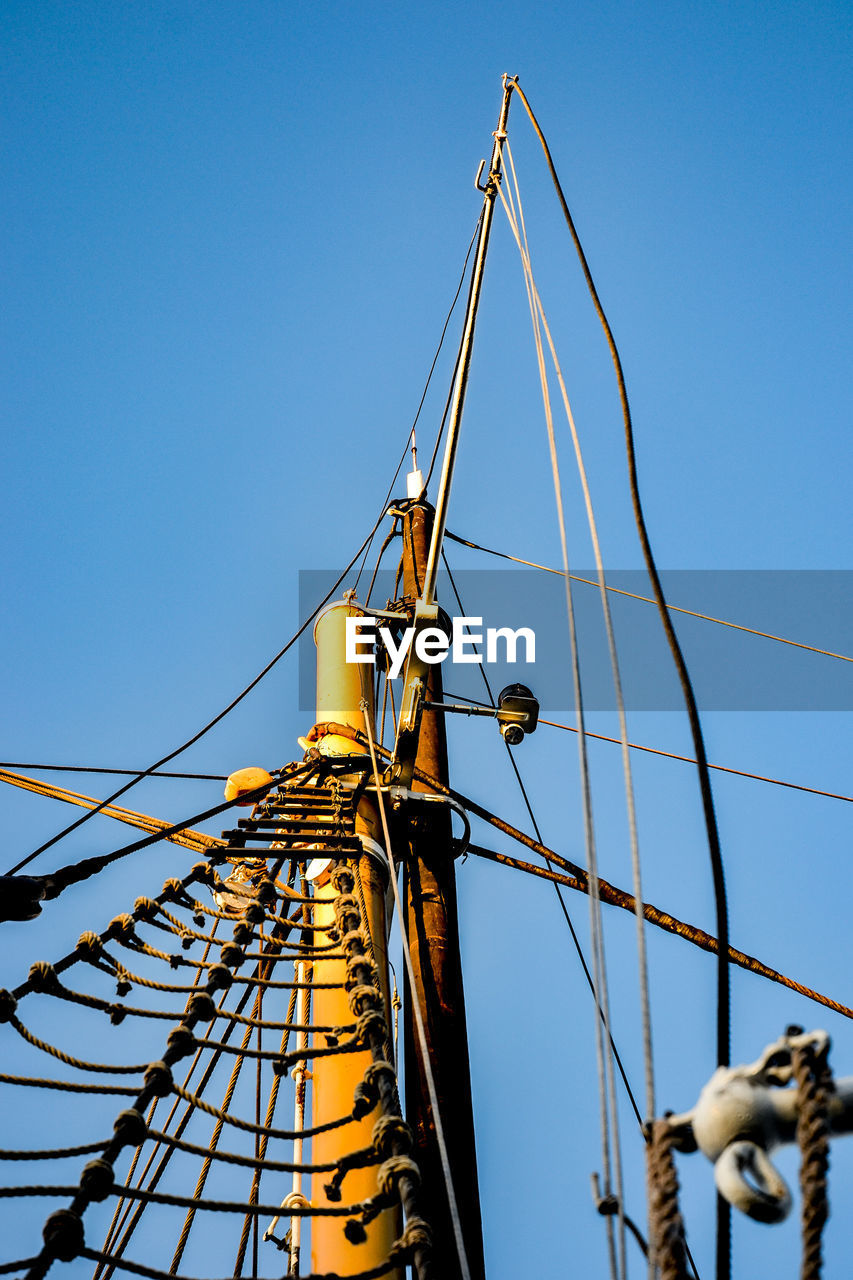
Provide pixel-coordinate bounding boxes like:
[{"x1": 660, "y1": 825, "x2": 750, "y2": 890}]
[
  {"x1": 441, "y1": 551, "x2": 644, "y2": 1130},
  {"x1": 445, "y1": 531, "x2": 853, "y2": 667},
  {"x1": 0, "y1": 765, "x2": 227, "y2": 780},
  {"x1": 495, "y1": 137, "x2": 626, "y2": 1280},
  {"x1": 7, "y1": 517, "x2": 388, "y2": 878},
  {"x1": 504, "y1": 78, "x2": 731, "y2": 1277},
  {"x1": 500, "y1": 133, "x2": 655, "y2": 1127},
  {"x1": 489, "y1": 152, "x2": 622, "y2": 1280},
  {"x1": 352, "y1": 208, "x2": 484, "y2": 595},
  {"x1": 442, "y1": 691, "x2": 853, "y2": 806}
]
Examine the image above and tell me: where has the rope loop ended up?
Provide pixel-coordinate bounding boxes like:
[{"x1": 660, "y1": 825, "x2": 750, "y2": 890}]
[
  {"x1": 372, "y1": 1114, "x2": 413, "y2": 1159},
  {"x1": 133, "y1": 896, "x2": 159, "y2": 921},
  {"x1": 76, "y1": 930, "x2": 102, "y2": 959},
  {"x1": 80, "y1": 1158, "x2": 114, "y2": 1202},
  {"x1": 378, "y1": 1154, "x2": 421, "y2": 1199},
  {"x1": 42, "y1": 1208, "x2": 84, "y2": 1262},
  {"x1": 647, "y1": 1118, "x2": 688, "y2": 1280},
  {"x1": 27, "y1": 961, "x2": 57, "y2": 992},
  {"x1": 108, "y1": 913, "x2": 136, "y2": 941},
  {"x1": 391, "y1": 1215, "x2": 432, "y2": 1260},
  {"x1": 112, "y1": 1108, "x2": 147, "y2": 1149}
]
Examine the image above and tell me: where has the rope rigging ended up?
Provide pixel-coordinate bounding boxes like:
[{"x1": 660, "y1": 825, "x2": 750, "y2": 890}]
[
  {"x1": 3, "y1": 74, "x2": 845, "y2": 1280},
  {"x1": 308, "y1": 722, "x2": 853, "y2": 1024},
  {"x1": 0, "y1": 764, "x2": 436, "y2": 1280},
  {"x1": 7, "y1": 513, "x2": 400, "y2": 879}
]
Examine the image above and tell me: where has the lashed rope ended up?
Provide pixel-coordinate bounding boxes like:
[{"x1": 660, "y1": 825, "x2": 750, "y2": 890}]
[
  {"x1": 792, "y1": 1039, "x2": 833, "y2": 1279},
  {"x1": 646, "y1": 1120, "x2": 689, "y2": 1280}
]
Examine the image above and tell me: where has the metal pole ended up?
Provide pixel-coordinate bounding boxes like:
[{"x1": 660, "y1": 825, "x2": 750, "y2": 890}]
[
  {"x1": 402, "y1": 500, "x2": 486, "y2": 1280},
  {"x1": 421, "y1": 76, "x2": 515, "y2": 606}
]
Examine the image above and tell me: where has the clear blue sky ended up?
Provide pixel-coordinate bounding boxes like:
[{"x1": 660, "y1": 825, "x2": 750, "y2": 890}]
[{"x1": 2, "y1": 2, "x2": 852, "y2": 1277}]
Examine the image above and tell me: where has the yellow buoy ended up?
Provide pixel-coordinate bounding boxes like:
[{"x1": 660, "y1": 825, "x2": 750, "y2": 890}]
[{"x1": 223, "y1": 766, "x2": 273, "y2": 805}]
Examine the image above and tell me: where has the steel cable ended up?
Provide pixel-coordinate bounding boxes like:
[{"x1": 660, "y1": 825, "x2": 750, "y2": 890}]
[
  {"x1": 505, "y1": 79, "x2": 732, "y2": 1276},
  {"x1": 495, "y1": 146, "x2": 625, "y2": 1280}
]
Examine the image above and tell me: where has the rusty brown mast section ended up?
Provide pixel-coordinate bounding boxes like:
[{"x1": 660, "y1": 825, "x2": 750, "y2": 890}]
[{"x1": 401, "y1": 500, "x2": 486, "y2": 1280}]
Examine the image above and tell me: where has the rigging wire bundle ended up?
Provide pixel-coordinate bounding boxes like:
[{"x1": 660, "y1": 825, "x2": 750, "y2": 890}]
[{"x1": 2, "y1": 76, "x2": 846, "y2": 1280}]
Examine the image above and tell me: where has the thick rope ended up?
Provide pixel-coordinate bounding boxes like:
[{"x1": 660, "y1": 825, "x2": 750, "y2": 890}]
[
  {"x1": 792, "y1": 1040, "x2": 833, "y2": 1280},
  {"x1": 646, "y1": 1120, "x2": 689, "y2": 1280},
  {"x1": 310, "y1": 724, "x2": 853, "y2": 1024}
]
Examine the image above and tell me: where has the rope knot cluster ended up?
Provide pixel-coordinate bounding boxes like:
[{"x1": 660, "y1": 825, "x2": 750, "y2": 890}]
[
  {"x1": 162, "y1": 876, "x2": 190, "y2": 900},
  {"x1": 80, "y1": 1157, "x2": 114, "y2": 1201},
  {"x1": 373, "y1": 1114, "x2": 413, "y2": 1158},
  {"x1": 348, "y1": 983, "x2": 382, "y2": 1016},
  {"x1": 188, "y1": 991, "x2": 217, "y2": 1021},
  {"x1": 378, "y1": 1154, "x2": 421, "y2": 1198},
  {"x1": 356, "y1": 1009, "x2": 387, "y2": 1043},
  {"x1": 27, "y1": 960, "x2": 57, "y2": 991},
  {"x1": 143, "y1": 1060, "x2": 173, "y2": 1099},
  {"x1": 166, "y1": 1025, "x2": 195, "y2": 1062},
  {"x1": 206, "y1": 963, "x2": 233, "y2": 991},
  {"x1": 189, "y1": 861, "x2": 216, "y2": 885},
  {"x1": 76, "y1": 930, "x2": 102, "y2": 959},
  {"x1": 331, "y1": 863, "x2": 355, "y2": 893},
  {"x1": 647, "y1": 1118, "x2": 688, "y2": 1280},
  {"x1": 391, "y1": 1215, "x2": 433, "y2": 1260},
  {"x1": 132, "y1": 896, "x2": 158, "y2": 920},
  {"x1": 42, "y1": 1208, "x2": 84, "y2": 1261},
  {"x1": 219, "y1": 941, "x2": 245, "y2": 969},
  {"x1": 107, "y1": 913, "x2": 136, "y2": 940}
]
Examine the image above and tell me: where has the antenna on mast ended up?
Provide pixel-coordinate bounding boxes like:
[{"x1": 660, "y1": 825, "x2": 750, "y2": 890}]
[{"x1": 407, "y1": 432, "x2": 424, "y2": 499}]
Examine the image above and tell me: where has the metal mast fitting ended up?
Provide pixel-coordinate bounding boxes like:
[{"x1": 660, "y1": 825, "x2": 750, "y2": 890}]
[
  {"x1": 384, "y1": 82, "x2": 516, "y2": 1276},
  {"x1": 400, "y1": 500, "x2": 486, "y2": 1280},
  {"x1": 421, "y1": 75, "x2": 515, "y2": 608},
  {"x1": 395, "y1": 75, "x2": 515, "y2": 783}
]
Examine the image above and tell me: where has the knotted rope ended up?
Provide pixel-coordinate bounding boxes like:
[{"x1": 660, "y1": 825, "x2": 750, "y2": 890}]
[
  {"x1": 792, "y1": 1038, "x2": 833, "y2": 1280},
  {"x1": 646, "y1": 1119, "x2": 688, "y2": 1280}
]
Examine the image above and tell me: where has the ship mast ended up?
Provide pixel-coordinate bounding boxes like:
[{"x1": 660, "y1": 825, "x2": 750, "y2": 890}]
[
  {"x1": 308, "y1": 79, "x2": 513, "y2": 1279},
  {"x1": 394, "y1": 77, "x2": 514, "y2": 1279}
]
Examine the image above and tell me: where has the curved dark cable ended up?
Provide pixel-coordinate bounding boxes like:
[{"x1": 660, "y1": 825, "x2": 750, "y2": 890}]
[
  {"x1": 352, "y1": 208, "x2": 484, "y2": 595},
  {"x1": 7, "y1": 518, "x2": 385, "y2": 877},
  {"x1": 364, "y1": 520, "x2": 401, "y2": 608},
  {"x1": 421, "y1": 210, "x2": 485, "y2": 495},
  {"x1": 507, "y1": 77, "x2": 731, "y2": 1277},
  {"x1": 441, "y1": 552, "x2": 643, "y2": 1130},
  {"x1": 0, "y1": 765, "x2": 226, "y2": 781},
  {"x1": 30, "y1": 764, "x2": 313, "y2": 901}
]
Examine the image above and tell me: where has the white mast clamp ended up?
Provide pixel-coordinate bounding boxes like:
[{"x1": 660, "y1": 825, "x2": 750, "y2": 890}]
[{"x1": 666, "y1": 1030, "x2": 853, "y2": 1222}]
